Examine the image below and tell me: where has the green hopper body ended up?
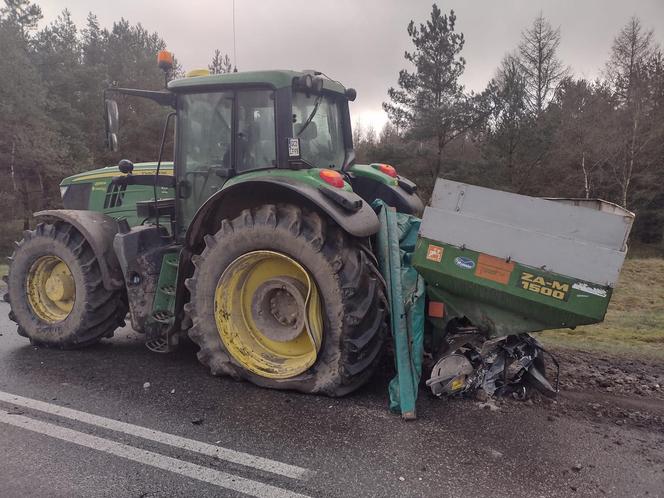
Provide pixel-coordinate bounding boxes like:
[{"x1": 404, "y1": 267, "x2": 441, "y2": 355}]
[{"x1": 413, "y1": 179, "x2": 634, "y2": 338}]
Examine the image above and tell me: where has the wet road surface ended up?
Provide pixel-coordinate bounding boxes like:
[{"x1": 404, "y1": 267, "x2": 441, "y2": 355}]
[{"x1": 0, "y1": 302, "x2": 662, "y2": 497}]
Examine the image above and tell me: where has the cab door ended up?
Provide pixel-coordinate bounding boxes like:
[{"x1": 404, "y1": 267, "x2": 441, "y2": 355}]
[{"x1": 176, "y1": 91, "x2": 234, "y2": 235}]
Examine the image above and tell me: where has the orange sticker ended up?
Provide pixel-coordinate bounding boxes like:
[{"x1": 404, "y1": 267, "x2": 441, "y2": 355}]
[
  {"x1": 475, "y1": 253, "x2": 514, "y2": 285},
  {"x1": 426, "y1": 244, "x2": 444, "y2": 262},
  {"x1": 428, "y1": 301, "x2": 445, "y2": 318}
]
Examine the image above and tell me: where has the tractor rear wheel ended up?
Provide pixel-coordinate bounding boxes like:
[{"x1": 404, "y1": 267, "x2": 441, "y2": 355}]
[
  {"x1": 4, "y1": 222, "x2": 128, "y2": 348},
  {"x1": 186, "y1": 204, "x2": 387, "y2": 396}
]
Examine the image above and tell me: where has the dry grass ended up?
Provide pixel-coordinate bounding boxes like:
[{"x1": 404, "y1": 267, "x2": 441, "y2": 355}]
[
  {"x1": 539, "y1": 259, "x2": 664, "y2": 360},
  {"x1": 0, "y1": 263, "x2": 7, "y2": 291}
]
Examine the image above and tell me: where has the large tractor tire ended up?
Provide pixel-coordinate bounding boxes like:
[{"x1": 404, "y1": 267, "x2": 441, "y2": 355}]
[
  {"x1": 4, "y1": 222, "x2": 127, "y2": 348},
  {"x1": 186, "y1": 204, "x2": 388, "y2": 396}
]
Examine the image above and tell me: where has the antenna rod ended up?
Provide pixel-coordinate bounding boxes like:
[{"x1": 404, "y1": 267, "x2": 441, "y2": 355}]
[{"x1": 232, "y1": 0, "x2": 238, "y2": 72}]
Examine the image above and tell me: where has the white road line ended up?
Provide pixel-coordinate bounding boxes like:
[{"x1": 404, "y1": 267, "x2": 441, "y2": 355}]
[
  {"x1": 0, "y1": 409, "x2": 309, "y2": 498},
  {"x1": 0, "y1": 390, "x2": 310, "y2": 480}
]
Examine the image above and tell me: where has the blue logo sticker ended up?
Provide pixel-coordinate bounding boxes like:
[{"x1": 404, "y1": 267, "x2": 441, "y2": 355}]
[{"x1": 454, "y1": 256, "x2": 475, "y2": 270}]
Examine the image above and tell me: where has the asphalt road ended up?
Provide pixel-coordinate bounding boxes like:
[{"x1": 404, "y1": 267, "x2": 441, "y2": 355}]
[{"x1": 0, "y1": 301, "x2": 662, "y2": 497}]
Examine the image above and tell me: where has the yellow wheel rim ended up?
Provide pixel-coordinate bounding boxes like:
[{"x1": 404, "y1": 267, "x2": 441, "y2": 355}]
[
  {"x1": 214, "y1": 250, "x2": 323, "y2": 379},
  {"x1": 26, "y1": 255, "x2": 75, "y2": 323}
]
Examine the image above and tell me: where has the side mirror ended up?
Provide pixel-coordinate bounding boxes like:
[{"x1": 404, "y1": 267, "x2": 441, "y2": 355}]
[
  {"x1": 105, "y1": 99, "x2": 119, "y2": 151},
  {"x1": 118, "y1": 159, "x2": 134, "y2": 174}
]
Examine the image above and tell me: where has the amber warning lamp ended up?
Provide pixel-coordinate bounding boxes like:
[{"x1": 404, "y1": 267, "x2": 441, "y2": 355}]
[{"x1": 157, "y1": 50, "x2": 174, "y2": 72}]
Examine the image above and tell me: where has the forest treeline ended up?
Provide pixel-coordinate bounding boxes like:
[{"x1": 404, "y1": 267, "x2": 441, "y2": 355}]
[
  {"x1": 0, "y1": 0, "x2": 232, "y2": 246},
  {"x1": 0, "y1": 0, "x2": 663, "y2": 251},
  {"x1": 362, "y1": 6, "x2": 664, "y2": 244}
]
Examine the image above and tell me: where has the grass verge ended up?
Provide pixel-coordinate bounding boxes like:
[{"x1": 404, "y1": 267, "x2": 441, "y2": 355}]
[{"x1": 539, "y1": 258, "x2": 664, "y2": 360}]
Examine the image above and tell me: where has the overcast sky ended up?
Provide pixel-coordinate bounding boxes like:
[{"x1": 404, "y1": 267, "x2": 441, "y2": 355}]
[{"x1": 39, "y1": 0, "x2": 664, "y2": 131}]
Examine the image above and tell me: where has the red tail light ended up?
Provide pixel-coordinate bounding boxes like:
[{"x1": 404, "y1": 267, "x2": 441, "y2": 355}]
[
  {"x1": 373, "y1": 163, "x2": 397, "y2": 178},
  {"x1": 319, "y1": 169, "x2": 345, "y2": 188}
]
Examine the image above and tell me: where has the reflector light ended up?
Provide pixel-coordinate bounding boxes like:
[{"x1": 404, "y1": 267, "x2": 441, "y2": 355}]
[
  {"x1": 428, "y1": 301, "x2": 445, "y2": 318},
  {"x1": 378, "y1": 163, "x2": 397, "y2": 178},
  {"x1": 450, "y1": 375, "x2": 465, "y2": 391},
  {"x1": 319, "y1": 169, "x2": 345, "y2": 188}
]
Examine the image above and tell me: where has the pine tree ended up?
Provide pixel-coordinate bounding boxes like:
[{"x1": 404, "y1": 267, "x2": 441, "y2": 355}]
[
  {"x1": 383, "y1": 5, "x2": 472, "y2": 180},
  {"x1": 103, "y1": 18, "x2": 171, "y2": 162},
  {"x1": 0, "y1": 17, "x2": 63, "y2": 227},
  {"x1": 0, "y1": 0, "x2": 41, "y2": 36},
  {"x1": 80, "y1": 13, "x2": 110, "y2": 164},
  {"x1": 484, "y1": 54, "x2": 529, "y2": 189},
  {"x1": 209, "y1": 49, "x2": 232, "y2": 74},
  {"x1": 34, "y1": 9, "x2": 90, "y2": 168}
]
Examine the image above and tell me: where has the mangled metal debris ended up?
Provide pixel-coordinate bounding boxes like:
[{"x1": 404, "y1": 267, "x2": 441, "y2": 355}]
[{"x1": 426, "y1": 333, "x2": 559, "y2": 400}]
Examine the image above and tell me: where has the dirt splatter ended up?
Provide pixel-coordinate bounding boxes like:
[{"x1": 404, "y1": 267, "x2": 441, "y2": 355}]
[{"x1": 541, "y1": 347, "x2": 664, "y2": 430}]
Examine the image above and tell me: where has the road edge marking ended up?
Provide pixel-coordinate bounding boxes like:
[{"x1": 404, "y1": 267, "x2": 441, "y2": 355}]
[
  {"x1": 0, "y1": 409, "x2": 309, "y2": 498},
  {"x1": 0, "y1": 390, "x2": 311, "y2": 480}
]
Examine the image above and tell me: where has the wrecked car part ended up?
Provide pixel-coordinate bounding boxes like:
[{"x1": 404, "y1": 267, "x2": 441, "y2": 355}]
[
  {"x1": 427, "y1": 333, "x2": 559, "y2": 400},
  {"x1": 426, "y1": 352, "x2": 475, "y2": 397},
  {"x1": 524, "y1": 345, "x2": 560, "y2": 398}
]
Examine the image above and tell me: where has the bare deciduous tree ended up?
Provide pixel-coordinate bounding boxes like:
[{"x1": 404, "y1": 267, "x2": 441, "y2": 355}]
[
  {"x1": 605, "y1": 17, "x2": 658, "y2": 208},
  {"x1": 518, "y1": 14, "x2": 568, "y2": 117}
]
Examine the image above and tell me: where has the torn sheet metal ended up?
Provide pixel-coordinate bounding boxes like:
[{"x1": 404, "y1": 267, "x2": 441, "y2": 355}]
[{"x1": 426, "y1": 333, "x2": 559, "y2": 399}]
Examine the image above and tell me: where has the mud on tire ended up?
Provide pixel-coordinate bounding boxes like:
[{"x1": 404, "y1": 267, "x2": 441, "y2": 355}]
[
  {"x1": 4, "y1": 222, "x2": 128, "y2": 348},
  {"x1": 186, "y1": 204, "x2": 388, "y2": 396}
]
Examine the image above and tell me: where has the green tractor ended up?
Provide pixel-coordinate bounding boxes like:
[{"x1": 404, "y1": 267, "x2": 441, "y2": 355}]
[{"x1": 5, "y1": 63, "x2": 423, "y2": 397}]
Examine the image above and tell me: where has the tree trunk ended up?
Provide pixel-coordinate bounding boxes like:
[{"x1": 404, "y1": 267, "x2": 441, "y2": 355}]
[
  {"x1": 20, "y1": 177, "x2": 31, "y2": 231},
  {"x1": 433, "y1": 134, "x2": 444, "y2": 181},
  {"x1": 10, "y1": 140, "x2": 17, "y2": 193},
  {"x1": 508, "y1": 132, "x2": 517, "y2": 189},
  {"x1": 622, "y1": 114, "x2": 638, "y2": 208},
  {"x1": 37, "y1": 170, "x2": 46, "y2": 210},
  {"x1": 581, "y1": 150, "x2": 590, "y2": 199}
]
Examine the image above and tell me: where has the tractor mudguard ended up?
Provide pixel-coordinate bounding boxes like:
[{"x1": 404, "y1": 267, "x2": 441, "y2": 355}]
[
  {"x1": 348, "y1": 174, "x2": 424, "y2": 217},
  {"x1": 185, "y1": 177, "x2": 380, "y2": 249},
  {"x1": 34, "y1": 210, "x2": 124, "y2": 290}
]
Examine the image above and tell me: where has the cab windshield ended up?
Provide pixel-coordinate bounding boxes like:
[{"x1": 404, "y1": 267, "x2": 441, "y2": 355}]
[{"x1": 292, "y1": 92, "x2": 346, "y2": 169}]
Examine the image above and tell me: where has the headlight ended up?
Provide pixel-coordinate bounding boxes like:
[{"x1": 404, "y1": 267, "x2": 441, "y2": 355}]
[{"x1": 60, "y1": 185, "x2": 69, "y2": 199}]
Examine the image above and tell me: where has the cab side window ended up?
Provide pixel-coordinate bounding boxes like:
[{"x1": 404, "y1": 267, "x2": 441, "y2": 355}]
[{"x1": 236, "y1": 90, "x2": 276, "y2": 171}]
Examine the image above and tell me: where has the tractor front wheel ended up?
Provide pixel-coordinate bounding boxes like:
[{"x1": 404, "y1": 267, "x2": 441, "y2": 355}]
[
  {"x1": 4, "y1": 222, "x2": 128, "y2": 348},
  {"x1": 186, "y1": 204, "x2": 387, "y2": 396}
]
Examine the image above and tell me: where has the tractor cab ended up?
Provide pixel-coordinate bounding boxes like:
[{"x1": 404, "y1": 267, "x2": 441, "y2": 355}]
[
  {"x1": 165, "y1": 70, "x2": 357, "y2": 232},
  {"x1": 102, "y1": 69, "x2": 382, "y2": 240}
]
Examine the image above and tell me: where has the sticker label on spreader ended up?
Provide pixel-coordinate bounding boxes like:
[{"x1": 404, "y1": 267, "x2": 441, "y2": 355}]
[
  {"x1": 475, "y1": 254, "x2": 514, "y2": 285},
  {"x1": 454, "y1": 256, "x2": 475, "y2": 270},
  {"x1": 572, "y1": 282, "x2": 608, "y2": 298},
  {"x1": 426, "y1": 244, "x2": 444, "y2": 263},
  {"x1": 517, "y1": 271, "x2": 570, "y2": 301}
]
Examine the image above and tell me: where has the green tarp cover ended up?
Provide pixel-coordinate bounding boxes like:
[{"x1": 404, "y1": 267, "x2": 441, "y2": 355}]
[{"x1": 374, "y1": 202, "x2": 425, "y2": 418}]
